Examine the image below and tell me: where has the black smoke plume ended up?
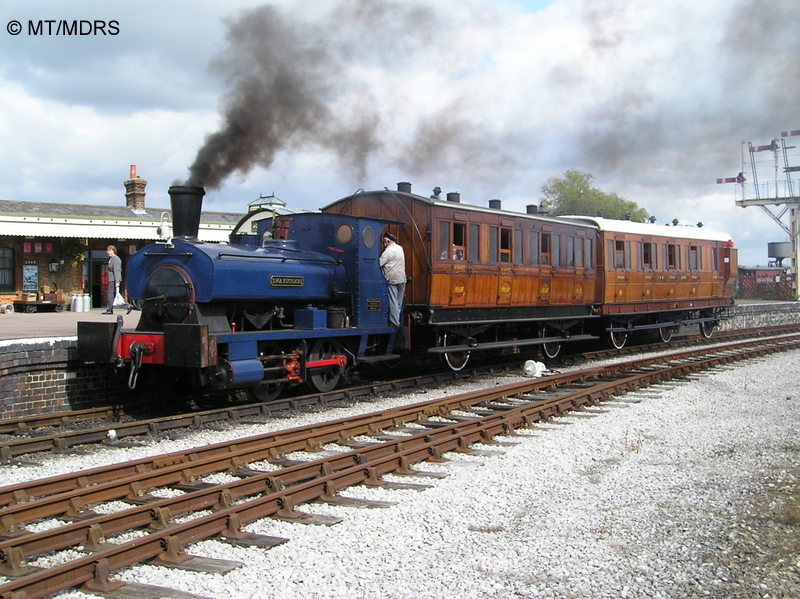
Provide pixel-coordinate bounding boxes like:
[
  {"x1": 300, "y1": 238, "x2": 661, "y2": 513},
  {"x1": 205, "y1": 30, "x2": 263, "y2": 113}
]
[{"x1": 186, "y1": 1, "x2": 441, "y2": 189}]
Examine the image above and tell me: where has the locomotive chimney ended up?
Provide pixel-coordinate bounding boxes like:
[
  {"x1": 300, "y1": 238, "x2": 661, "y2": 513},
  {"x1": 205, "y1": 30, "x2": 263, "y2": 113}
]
[
  {"x1": 489, "y1": 199, "x2": 502, "y2": 210},
  {"x1": 168, "y1": 185, "x2": 206, "y2": 240},
  {"x1": 526, "y1": 204, "x2": 538, "y2": 214},
  {"x1": 446, "y1": 192, "x2": 461, "y2": 203},
  {"x1": 397, "y1": 181, "x2": 412, "y2": 193}
]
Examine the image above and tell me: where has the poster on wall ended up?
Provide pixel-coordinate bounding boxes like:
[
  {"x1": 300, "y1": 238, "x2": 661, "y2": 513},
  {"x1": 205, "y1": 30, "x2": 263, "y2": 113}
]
[{"x1": 22, "y1": 262, "x2": 39, "y2": 292}]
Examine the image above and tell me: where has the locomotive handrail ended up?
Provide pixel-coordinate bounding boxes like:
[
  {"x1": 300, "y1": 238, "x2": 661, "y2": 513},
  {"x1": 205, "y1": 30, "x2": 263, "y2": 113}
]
[
  {"x1": 142, "y1": 251, "x2": 194, "y2": 257},
  {"x1": 215, "y1": 252, "x2": 339, "y2": 265}
]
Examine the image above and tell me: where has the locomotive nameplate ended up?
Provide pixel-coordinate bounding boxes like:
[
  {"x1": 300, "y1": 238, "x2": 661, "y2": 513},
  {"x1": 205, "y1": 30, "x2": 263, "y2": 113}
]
[
  {"x1": 270, "y1": 275, "x2": 304, "y2": 287},
  {"x1": 366, "y1": 299, "x2": 381, "y2": 311}
]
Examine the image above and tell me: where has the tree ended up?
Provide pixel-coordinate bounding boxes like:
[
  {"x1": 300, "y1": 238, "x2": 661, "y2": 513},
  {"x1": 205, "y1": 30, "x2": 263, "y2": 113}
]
[{"x1": 539, "y1": 170, "x2": 649, "y2": 222}]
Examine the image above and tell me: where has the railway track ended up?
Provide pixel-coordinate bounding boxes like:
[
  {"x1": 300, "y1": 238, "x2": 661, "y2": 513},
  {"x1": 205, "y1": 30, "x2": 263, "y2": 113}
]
[
  {"x1": 0, "y1": 332, "x2": 799, "y2": 599},
  {"x1": 1, "y1": 324, "x2": 797, "y2": 464}
]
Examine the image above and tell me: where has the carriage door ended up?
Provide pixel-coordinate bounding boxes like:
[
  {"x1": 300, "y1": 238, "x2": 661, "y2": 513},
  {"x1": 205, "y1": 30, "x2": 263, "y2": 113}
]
[{"x1": 607, "y1": 238, "x2": 629, "y2": 302}]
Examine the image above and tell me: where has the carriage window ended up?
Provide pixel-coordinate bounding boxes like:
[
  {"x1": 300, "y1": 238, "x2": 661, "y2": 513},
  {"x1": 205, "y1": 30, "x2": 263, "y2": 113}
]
[
  {"x1": 514, "y1": 229, "x2": 522, "y2": 265},
  {"x1": 711, "y1": 247, "x2": 718, "y2": 270},
  {"x1": 552, "y1": 234, "x2": 560, "y2": 266},
  {"x1": 614, "y1": 240, "x2": 625, "y2": 268},
  {"x1": 574, "y1": 237, "x2": 584, "y2": 267},
  {"x1": 452, "y1": 222, "x2": 466, "y2": 260},
  {"x1": 584, "y1": 238, "x2": 592, "y2": 268},
  {"x1": 642, "y1": 242, "x2": 654, "y2": 270},
  {"x1": 540, "y1": 233, "x2": 551, "y2": 265},
  {"x1": 468, "y1": 224, "x2": 480, "y2": 261},
  {"x1": 566, "y1": 236, "x2": 574, "y2": 266},
  {"x1": 667, "y1": 244, "x2": 677, "y2": 269},
  {"x1": 688, "y1": 245, "x2": 699, "y2": 270},
  {"x1": 0, "y1": 247, "x2": 13, "y2": 292},
  {"x1": 626, "y1": 241, "x2": 632, "y2": 268},
  {"x1": 489, "y1": 226, "x2": 498, "y2": 262},
  {"x1": 499, "y1": 227, "x2": 512, "y2": 263},
  {"x1": 530, "y1": 231, "x2": 539, "y2": 264},
  {"x1": 438, "y1": 221, "x2": 450, "y2": 260}
]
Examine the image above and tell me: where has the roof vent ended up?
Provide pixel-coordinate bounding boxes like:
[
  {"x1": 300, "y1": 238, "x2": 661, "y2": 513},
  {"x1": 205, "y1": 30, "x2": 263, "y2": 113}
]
[
  {"x1": 526, "y1": 204, "x2": 538, "y2": 215},
  {"x1": 489, "y1": 199, "x2": 501, "y2": 210},
  {"x1": 446, "y1": 192, "x2": 461, "y2": 203},
  {"x1": 397, "y1": 181, "x2": 412, "y2": 193}
]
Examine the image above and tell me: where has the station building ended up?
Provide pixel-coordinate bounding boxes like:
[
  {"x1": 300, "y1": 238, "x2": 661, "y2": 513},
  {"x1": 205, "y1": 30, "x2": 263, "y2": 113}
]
[{"x1": 0, "y1": 170, "x2": 243, "y2": 310}]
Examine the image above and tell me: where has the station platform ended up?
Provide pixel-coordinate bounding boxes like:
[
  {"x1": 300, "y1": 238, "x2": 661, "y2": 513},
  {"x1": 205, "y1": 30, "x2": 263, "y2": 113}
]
[{"x1": 0, "y1": 308, "x2": 141, "y2": 342}]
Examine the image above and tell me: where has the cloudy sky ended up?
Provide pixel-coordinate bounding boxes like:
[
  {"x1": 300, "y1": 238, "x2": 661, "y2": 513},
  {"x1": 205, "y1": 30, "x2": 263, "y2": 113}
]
[{"x1": 1, "y1": 0, "x2": 797, "y2": 266}]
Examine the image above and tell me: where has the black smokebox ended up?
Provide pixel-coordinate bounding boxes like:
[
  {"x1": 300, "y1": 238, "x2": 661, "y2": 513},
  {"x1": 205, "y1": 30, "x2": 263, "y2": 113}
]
[{"x1": 168, "y1": 185, "x2": 206, "y2": 240}]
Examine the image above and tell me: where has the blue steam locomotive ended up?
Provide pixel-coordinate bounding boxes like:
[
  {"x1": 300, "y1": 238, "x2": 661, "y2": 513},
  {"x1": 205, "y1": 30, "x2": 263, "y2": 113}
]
[{"x1": 77, "y1": 185, "x2": 403, "y2": 400}]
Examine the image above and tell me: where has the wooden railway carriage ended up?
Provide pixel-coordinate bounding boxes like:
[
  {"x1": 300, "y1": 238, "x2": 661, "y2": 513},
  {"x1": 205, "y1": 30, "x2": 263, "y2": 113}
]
[
  {"x1": 324, "y1": 183, "x2": 737, "y2": 366},
  {"x1": 567, "y1": 216, "x2": 737, "y2": 347}
]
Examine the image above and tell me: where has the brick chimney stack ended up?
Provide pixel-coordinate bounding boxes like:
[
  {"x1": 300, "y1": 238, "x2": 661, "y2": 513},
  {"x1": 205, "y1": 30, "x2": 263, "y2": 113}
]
[{"x1": 123, "y1": 164, "x2": 147, "y2": 210}]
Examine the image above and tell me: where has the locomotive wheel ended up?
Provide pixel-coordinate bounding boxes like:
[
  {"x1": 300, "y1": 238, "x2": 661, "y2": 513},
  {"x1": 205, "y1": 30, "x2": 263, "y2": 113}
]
[
  {"x1": 658, "y1": 325, "x2": 675, "y2": 343},
  {"x1": 245, "y1": 342, "x2": 287, "y2": 402},
  {"x1": 699, "y1": 320, "x2": 715, "y2": 339},
  {"x1": 307, "y1": 339, "x2": 342, "y2": 393},
  {"x1": 246, "y1": 381, "x2": 285, "y2": 403},
  {"x1": 439, "y1": 331, "x2": 471, "y2": 372},
  {"x1": 609, "y1": 329, "x2": 628, "y2": 349}
]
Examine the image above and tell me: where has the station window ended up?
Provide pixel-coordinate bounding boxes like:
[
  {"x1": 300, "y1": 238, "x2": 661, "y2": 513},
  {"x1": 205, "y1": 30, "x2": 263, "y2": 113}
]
[
  {"x1": 468, "y1": 224, "x2": 480, "y2": 262},
  {"x1": 0, "y1": 248, "x2": 13, "y2": 292}
]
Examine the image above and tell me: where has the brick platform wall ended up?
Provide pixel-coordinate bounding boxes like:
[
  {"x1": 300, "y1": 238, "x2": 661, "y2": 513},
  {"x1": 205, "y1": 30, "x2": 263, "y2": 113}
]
[{"x1": 0, "y1": 339, "x2": 183, "y2": 420}]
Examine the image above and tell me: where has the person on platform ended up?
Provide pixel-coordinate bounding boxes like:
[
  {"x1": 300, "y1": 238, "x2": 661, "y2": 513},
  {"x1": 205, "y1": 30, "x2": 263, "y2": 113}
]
[{"x1": 103, "y1": 245, "x2": 122, "y2": 314}]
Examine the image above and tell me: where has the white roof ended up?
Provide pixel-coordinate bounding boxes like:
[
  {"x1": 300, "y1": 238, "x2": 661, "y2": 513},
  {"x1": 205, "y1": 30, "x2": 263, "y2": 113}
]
[
  {"x1": 0, "y1": 215, "x2": 233, "y2": 242},
  {"x1": 563, "y1": 216, "x2": 733, "y2": 243}
]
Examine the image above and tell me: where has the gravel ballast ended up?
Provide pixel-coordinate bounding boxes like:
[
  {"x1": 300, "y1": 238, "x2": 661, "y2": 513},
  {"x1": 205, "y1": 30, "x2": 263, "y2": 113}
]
[{"x1": 6, "y1": 348, "x2": 800, "y2": 599}]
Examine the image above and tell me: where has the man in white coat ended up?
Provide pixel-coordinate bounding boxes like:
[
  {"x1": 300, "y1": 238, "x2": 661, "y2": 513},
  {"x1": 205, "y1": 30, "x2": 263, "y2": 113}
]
[{"x1": 379, "y1": 232, "x2": 406, "y2": 328}]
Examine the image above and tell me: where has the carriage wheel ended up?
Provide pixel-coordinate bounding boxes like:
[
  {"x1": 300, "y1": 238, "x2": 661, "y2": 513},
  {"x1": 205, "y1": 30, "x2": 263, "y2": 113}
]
[
  {"x1": 699, "y1": 320, "x2": 715, "y2": 339},
  {"x1": 539, "y1": 328, "x2": 562, "y2": 359},
  {"x1": 658, "y1": 325, "x2": 675, "y2": 343},
  {"x1": 439, "y1": 331, "x2": 471, "y2": 372},
  {"x1": 609, "y1": 329, "x2": 628, "y2": 349},
  {"x1": 306, "y1": 339, "x2": 343, "y2": 393}
]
